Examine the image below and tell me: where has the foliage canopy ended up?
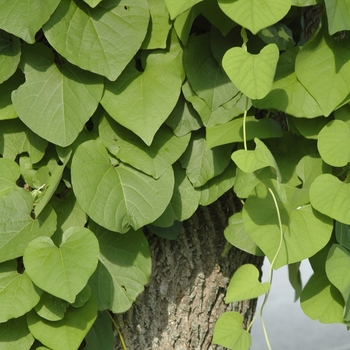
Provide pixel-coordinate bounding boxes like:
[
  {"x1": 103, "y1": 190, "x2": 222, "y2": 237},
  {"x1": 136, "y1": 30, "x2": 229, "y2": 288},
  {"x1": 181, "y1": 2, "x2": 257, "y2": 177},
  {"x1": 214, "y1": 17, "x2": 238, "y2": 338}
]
[{"x1": 0, "y1": 0, "x2": 350, "y2": 349}]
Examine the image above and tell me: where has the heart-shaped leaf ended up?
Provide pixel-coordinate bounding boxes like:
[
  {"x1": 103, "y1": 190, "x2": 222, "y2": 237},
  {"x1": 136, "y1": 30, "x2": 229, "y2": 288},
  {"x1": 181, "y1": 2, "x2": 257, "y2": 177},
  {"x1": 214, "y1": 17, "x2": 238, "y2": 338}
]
[
  {"x1": 43, "y1": 0, "x2": 149, "y2": 81},
  {"x1": 27, "y1": 295, "x2": 97, "y2": 350},
  {"x1": 24, "y1": 227, "x2": 99, "y2": 303},
  {"x1": 218, "y1": 0, "x2": 290, "y2": 35},
  {"x1": 71, "y1": 140, "x2": 174, "y2": 233},
  {"x1": 0, "y1": 0, "x2": 60, "y2": 43},
  {"x1": 226, "y1": 264, "x2": 270, "y2": 302},
  {"x1": 310, "y1": 174, "x2": 350, "y2": 225},
  {"x1": 0, "y1": 260, "x2": 42, "y2": 322},
  {"x1": 12, "y1": 44, "x2": 103, "y2": 147},
  {"x1": 88, "y1": 222, "x2": 151, "y2": 313},
  {"x1": 213, "y1": 311, "x2": 251, "y2": 350},
  {"x1": 223, "y1": 44, "x2": 279, "y2": 100}
]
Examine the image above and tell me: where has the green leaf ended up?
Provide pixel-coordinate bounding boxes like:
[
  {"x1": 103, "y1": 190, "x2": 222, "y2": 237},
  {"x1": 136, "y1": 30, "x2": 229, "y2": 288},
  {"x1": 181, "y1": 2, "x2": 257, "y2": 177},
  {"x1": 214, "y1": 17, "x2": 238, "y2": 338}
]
[
  {"x1": 0, "y1": 30, "x2": 21, "y2": 84},
  {"x1": 88, "y1": 222, "x2": 151, "y2": 313},
  {"x1": 72, "y1": 285, "x2": 92, "y2": 308},
  {"x1": 295, "y1": 26, "x2": 350, "y2": 116},
  {"x1": 301, "y1": 272, "x2": 344, "y2": 323},
  {"x1": 34, "y1": 293, "x2": 70, "y2": 322},
  {"x1": 223, "y1": 44, "x2": 279, "y2": 100},
  {"x1": 72, "y1": 140, "x2": 174, "y2": 233},
  {"x1": 24, "y1": 227, "x2": 99, "y2": 303},
  {"x1": 0, "y1": 261, "x2": 42, "y2": 322},
  {"x1": 226, "y1": 264, "x2": 270, "y2": 302},
  {"x1": 27, "y1": 295, "x2": 97, "y2": 350},
  {"x1": 291, "y1": 116, "x2": 329, "y2": 139},
  {"x1": 206, "y1": 116, "x2": 282, "y2": 148},
  {"x1": 12, "y1": 44, "x2": 103, "y2": 147},
  {"x1": 173, "y1": 7, "x2": 199, "y2": 46},
  {"x1": 0, "y1": 189, "x2": 57, "y2": 263},
  {"x1": 83, "y1": 0, "x2": 102, "y2": 8},
  {"x1": 43, "y1": 0, "x2": 149, "y2": 81},
  {"x1": 0, "y1": 316, "x2": 34, "y2": 350},
  {"x1": 224, "y1": 212, "x2": 264, "y2": 256},
  {"x1": 180, "y1": 132, "x2": 232, "y2": 187},
  {"x1": 164, "y1": 0, "x2": 202, "y2": 20},
  {"x1": 292, "y1": 0, "x2": 322, "y2": 5},
  {"x1": 85, "y1": 311, "x2": 114, "y2": 350},
  {"x1": 99, "y1": 114, "x2": 190, "y2": 179},
  {"x1": 147, "y1": 221, "x2": 182, "y2": 240},
  {"x1": 288, "y1": 262, "x2": 302, "y2": 301},
  {"x1": 243, "y1": 181, "x2": 333, "y2": 268},
  {"x1": 184, "y1": 33, "x2": 238, "y2": 111},
  {"x1": 317, "y1": 120, "x2": 350, "y2": 167},
  {"x1": 310, "y1": 174, "x2": 350, "y2": 225},
  {"x1": 141, "y1": 0, "x2": 172, "y2": 49},
  {"x1": 231, "y1": 138, "x2": 281, "y2": 182},
  {"x1": 0, "y1": 119, "x2": 47, "y2": 163},
  {"x1": 213, "y1": 312, "x2": 251, "y2": 350},
  {"x1": 253, "y1": 47, "x2": 323, "y2": 118},
  {"x1": 0, "y1": 158, "x2": 20, "y2": 196},
  {"x1": 326, "y1": 244, "x2": 350, "y2": 321},
  {"x1": 218, "y1": 0, "x2": 291, "y2": 35},
  {"x1": 325, "y1": 0, "x2": 350, "y2": 35},
  {"x1": 335, "y1": 221, "x2": 350, "y2": 250},
  {"x1": 258, "y1": 23, "x2": 295, "y2": 50},
  {"x1": 0, "y1": 0, "x2": 60, "y2": 43}
]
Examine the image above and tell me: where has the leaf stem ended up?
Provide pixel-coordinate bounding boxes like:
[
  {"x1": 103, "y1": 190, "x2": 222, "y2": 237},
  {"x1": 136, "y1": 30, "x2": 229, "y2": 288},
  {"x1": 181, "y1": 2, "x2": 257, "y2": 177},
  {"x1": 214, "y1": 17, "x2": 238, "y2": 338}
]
[
  {"x1": 106, "y1": 310, "x2": 127, "y2": 350},
  {"x1": 243, "y1": 96, "x2": 249, "y2": 151}
]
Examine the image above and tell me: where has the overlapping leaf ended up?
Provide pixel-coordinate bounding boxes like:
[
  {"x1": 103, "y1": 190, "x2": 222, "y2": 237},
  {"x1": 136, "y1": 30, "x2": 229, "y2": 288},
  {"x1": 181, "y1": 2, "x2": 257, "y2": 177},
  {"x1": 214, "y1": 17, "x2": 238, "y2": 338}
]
[
  {"x1": 325, "y1": 0, "x2": 350, "y2": 35},
  {"x1": 0, "y1": 31, "x2": 20, "y2": 84},
  {"x1": 164, "y1": 0, "x2": 203, "y2": 20}
]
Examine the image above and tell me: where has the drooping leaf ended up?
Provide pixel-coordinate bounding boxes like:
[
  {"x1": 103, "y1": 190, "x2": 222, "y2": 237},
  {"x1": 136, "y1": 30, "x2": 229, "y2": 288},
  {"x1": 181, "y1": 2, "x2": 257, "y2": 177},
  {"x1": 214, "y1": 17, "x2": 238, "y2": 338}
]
[
  {"x1": 223, "y1": 44, "x2": 279, "y2": 100},
  {"x1": 88, "y1": 222, "x2": 151, "y2": 313},
  {"x1": 34, "y1": 292, "x2": 70, "y2": 322},
  {"x1": 43, "y1": 0, "x2": 149, "y2": 81},
  {"x1": 0, "y1": 0, "x2": 60, "y2": 43},
  {"x1": 0, "y1": 260, "x2": 42, "y2": 323},
  {"x1": 99, "y1": 114, "x2": 190, "y2": 179},
  {"x1": 226, "y1": 264, "x2": 270, "y2": 302},
  {"x1": 288, "y1": 262, "x2": 303, "y2": 301},
  {"x1": 218, "y1": 0, "x2": 291, "y2": 35},
  {"x1": 325, "y1": 0, "x2": 350, "y2": 35},
  {"x1": 24, "y1": 227, "x2": 99, "y2": 303},
  {"x1": 310, "y1": 174, "x2": 350, "y2": 225},
  {"x1": 295, "y1": 26, "x2": 350, "y2": 116},
  {"x1": 71, "y1": 140, "x2": 174, "y2": 233},
  {"x1": 212, "y1": 312, "x2": 251, "y2": 350},
  {"x1": 12, "y1": 44, "x2": 103, "y2": 147},
  {"x1": 27, "y1": 295, "x2": 97, "y2": 350}
]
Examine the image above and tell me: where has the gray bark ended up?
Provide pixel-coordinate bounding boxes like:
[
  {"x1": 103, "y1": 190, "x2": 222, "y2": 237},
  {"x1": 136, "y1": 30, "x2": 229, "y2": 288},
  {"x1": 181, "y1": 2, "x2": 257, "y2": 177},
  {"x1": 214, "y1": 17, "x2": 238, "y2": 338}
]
[{"x1": 114, "y1": 191, "x2": 264, "y2": 350}]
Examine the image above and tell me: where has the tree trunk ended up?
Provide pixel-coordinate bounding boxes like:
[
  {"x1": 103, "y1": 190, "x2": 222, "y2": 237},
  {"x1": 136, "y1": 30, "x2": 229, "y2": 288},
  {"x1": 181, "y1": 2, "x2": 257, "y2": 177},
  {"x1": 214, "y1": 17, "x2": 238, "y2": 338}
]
[{"x1": 114, "y1": 191, "x2": 264, "y2": 350}]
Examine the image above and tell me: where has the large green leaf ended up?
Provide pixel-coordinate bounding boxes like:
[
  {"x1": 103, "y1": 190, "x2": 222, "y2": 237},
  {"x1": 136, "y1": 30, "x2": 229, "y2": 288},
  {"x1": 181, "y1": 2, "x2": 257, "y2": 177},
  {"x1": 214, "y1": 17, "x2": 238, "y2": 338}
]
[
  {"x1": 0, "y1": 0, "x2": 60, "y2": 43},
  {"x1": 12, "y1": 44, "x2": 103, "y2": 147},
  {"x1": 0, "y1": 316, "x2": 34, "y2": 350},
  {"x1": 223, "y1": 44, "x2": 279, "y2": 100},
  {"x1": 295, "y1": 26, "x2": 350, "y2": 116},
  {"x1": 325, "y1": 0, "x2": 350, "y2": 35},
  {"x1": 71, "y1": 140, "x2": 174, "y2": 233},
  {"x1": 0, "y1": 189, "x2": 57, "y2": 263},
  {"x1": 310, "y1": 174, "x2": 350, "y2": 225},
  {"x1": 0, "y1": 31, "x2": 21, "y2": 84},
  {"x1": 43, "y1": 0, "x2": 149, "y2": 81},
  {"x1": 0, "y1": 260, "x2": 42, "y2": 323},
  {"x1": 99, "y1": 114, "x2": 190, "y2": 179},
  {"x1": 88, "y1": 222, "x2": 151, "y2": 313},
  {"x1": 24, "y1": 227, "x2": 99, "y2": 303},
  {"x1": 218, "y1": 0, "x2": 290, "y2": 34},
  {"x1": 101, "y1": 55, "x2": 182, "y2": 146},
  {"x1": 27, "y1": 295, "x2": 97, "y2": 350},
  {"x1": 242, "y1": 180, "x2": 333, "y2": 268}
]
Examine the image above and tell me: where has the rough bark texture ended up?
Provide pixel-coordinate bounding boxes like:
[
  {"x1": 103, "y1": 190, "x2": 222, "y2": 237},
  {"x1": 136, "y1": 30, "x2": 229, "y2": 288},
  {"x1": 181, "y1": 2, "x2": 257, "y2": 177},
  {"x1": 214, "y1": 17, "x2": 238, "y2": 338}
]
[{"x1": 114, "y1": 191, "x2": 264, "y2": 350}]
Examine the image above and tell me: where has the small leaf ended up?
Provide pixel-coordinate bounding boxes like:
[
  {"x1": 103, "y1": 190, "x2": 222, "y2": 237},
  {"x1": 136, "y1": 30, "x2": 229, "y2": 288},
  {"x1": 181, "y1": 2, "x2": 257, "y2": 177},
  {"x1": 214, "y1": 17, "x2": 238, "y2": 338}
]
[
  {"x1": 43, "y1": 0, "x2": 149, "y2": 80},
  {"x1": 325, "y1": 0, "x2": 350, "y2": 35},
  {"x1": 164, "y1": 0, "x2": 202, "y2": 19},
  {"x1": 213, "y1": 312, "x2": 251, "y2": 350},
  {"x1": 71, "y1": 140, "x2": 174, "y2": 233},
  {"x1": 223, "y1": 44, "x2": 279, "y2": 100},
  {"x1": 27, "y1": 295, "x2": 97, "y2": 350},
  {"x1": 88, "y1": 222, "x2": 151, "y2": 313},
  {"x1": 226, "y1": 264, "x2": 270, "y2": 302},
  {"x1": 288, "y1": 262, "x2": 302, "y2": 301},
  {"x1": 218, "y1": 0, "x2": 291, "y2": 35},
  {"x1": 310, "y1": 174, "x2": 350, "y2": 225},
  {"x1": 34, "y1": 293, "x2": 70, "y2": 322},
  {"x1": 24, "y1": 227, "x2": 99, "y2": 303}
]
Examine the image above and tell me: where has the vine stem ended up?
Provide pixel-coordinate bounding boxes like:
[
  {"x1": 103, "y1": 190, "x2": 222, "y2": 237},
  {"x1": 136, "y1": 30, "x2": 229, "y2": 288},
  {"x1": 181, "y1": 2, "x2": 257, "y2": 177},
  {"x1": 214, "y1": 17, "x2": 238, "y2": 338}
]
[
  {"x1": 243, "y1": 95, "x2": 249, "y2": 151},
  {"x1": 106, "y1": 310, "x2": 127, "y2": 350}
]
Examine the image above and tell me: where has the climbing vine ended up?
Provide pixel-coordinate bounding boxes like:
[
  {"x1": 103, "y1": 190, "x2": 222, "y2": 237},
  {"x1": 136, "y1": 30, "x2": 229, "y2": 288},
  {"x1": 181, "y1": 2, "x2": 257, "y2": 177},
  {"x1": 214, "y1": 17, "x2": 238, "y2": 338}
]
[{"x1": 0, "y1": 0, "x2": 349, "y2": 349}]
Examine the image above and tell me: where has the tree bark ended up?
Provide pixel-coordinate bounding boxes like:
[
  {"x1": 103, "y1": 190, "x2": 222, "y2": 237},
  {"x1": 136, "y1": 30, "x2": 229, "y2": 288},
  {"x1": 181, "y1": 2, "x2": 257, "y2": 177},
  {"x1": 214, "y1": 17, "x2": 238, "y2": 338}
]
[{"x1": 114, "y1": 191, "x2": 264, "y2": 350}]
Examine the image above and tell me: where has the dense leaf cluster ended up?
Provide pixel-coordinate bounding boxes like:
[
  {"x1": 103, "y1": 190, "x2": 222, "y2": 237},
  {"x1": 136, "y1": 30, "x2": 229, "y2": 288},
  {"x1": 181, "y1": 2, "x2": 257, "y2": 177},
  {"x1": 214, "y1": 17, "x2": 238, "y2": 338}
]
[{"x1": 0, "y1": 0, "x2": 349, "y2": 349}]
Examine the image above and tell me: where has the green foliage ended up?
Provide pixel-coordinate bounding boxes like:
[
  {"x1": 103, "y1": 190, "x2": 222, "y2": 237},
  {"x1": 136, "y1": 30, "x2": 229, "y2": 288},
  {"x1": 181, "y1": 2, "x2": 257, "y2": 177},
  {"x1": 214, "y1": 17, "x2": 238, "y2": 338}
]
[{"x1": 0, "y1": 0, "x2": 349, "y2": 349}]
